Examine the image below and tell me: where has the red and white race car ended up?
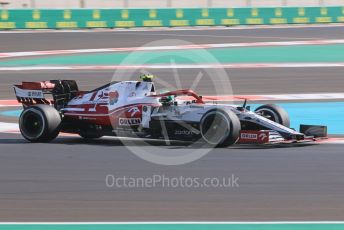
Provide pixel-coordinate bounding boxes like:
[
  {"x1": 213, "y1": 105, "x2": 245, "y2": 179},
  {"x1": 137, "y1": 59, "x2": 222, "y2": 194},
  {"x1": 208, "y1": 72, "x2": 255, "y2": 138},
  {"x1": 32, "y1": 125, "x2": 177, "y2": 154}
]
[{"x1": 13, "y1": 75, "x2": 327, "y2": 147}]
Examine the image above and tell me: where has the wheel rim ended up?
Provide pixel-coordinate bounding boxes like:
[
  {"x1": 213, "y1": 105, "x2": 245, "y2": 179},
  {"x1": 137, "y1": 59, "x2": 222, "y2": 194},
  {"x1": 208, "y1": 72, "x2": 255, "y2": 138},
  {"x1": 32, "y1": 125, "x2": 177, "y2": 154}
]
[
  {"x1": 256, "y1": 108, "x2": 280, "y2": 123},
  {"x1": 20, "y1": 109, "x2": 45, "y2": 139},
  {"x1": 201, "y1": 111, "x2": 230, "y2": 145}
]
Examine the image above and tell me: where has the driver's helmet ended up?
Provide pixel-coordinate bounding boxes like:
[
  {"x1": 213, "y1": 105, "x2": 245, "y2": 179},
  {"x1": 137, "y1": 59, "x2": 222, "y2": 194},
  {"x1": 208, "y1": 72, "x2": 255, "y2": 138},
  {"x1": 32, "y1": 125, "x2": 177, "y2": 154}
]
[{"x1": 139, "y1": 74, "x2": 154, "y2": 82}]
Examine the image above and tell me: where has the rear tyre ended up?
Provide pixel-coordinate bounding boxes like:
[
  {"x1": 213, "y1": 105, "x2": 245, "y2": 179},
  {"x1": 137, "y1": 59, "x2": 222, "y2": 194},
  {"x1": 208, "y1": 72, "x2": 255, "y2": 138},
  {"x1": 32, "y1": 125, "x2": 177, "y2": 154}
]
[
  {"x1": 255, "y1": 104, "x2": 290, "y2": 128},
  {"x1": 19, "y1": 104, "x2": 61, "y2": 142},
  {"x1": 200, "y1": 109, "x2": 241, "y2": 148}
]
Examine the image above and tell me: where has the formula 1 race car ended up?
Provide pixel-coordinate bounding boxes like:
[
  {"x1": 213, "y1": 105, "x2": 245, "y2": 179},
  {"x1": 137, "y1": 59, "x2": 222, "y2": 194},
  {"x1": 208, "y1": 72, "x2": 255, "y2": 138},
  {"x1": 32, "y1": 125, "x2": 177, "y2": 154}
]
[{"x1": 13, "y1": 75, "x2": 327, "y2": 147}]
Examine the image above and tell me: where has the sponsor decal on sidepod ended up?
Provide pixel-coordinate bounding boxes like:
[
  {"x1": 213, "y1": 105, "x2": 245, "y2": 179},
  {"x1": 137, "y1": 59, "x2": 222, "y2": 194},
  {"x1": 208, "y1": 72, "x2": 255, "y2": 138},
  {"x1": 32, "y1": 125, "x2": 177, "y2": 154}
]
[{"x1": 119, "y1": 118, "x2": 141, "y2": 126}]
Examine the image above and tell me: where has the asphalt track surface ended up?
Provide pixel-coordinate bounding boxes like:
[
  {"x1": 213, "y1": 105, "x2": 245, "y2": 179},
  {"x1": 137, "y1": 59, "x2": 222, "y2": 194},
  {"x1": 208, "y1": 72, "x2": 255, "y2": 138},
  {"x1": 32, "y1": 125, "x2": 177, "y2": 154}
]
[
  {"x1": 2, "y1": 25, "x2": 344, "y2": 52},
  {"x1": 0, "y1": 25, "x2": 344, "y2": 221},
  {"x1": 1, "y1": 68, "x2": 344, "y2": 99}
]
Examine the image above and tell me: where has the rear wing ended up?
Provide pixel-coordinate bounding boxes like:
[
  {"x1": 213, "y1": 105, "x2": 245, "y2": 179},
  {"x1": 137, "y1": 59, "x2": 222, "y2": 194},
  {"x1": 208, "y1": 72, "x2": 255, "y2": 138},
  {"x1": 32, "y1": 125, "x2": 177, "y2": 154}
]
[
  {"x1": 13, "y1": 81, "x2": 55, "y2": 106},
  {"x1": 13, "y1": 80, "x2": 80, "y2": 109}
]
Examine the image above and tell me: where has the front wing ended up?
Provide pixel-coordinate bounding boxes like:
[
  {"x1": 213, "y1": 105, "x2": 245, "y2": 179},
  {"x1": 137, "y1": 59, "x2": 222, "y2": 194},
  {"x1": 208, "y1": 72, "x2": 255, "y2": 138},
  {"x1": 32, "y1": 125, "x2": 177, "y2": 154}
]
[{"x1": 237, "y1": 127, "x2": 327, "y2": 145}]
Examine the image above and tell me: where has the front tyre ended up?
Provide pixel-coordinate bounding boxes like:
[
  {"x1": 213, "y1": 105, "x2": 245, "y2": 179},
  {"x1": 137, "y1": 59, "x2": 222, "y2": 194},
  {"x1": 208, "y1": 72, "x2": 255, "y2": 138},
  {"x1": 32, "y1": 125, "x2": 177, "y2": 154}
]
[
  {"x1": 255, "y1": 104, "x2": 290, "y2": 128},
  {"x1": 19, "y1": 105, "x2": 61, "y2": 142},
  {"x1": 200, "y1": 109, "x2": 241, "y2": 148}
]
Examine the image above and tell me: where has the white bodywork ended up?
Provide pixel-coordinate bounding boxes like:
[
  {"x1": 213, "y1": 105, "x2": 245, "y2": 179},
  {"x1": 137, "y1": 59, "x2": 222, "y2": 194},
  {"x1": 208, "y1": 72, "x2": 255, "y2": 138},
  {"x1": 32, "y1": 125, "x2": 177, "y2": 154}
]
[
  {"x1": 150, "y1": 102, "x2": 301, "y2": 136},
  {"x1": 64, "y1": 81, "x2": 159, "y2": 114}
]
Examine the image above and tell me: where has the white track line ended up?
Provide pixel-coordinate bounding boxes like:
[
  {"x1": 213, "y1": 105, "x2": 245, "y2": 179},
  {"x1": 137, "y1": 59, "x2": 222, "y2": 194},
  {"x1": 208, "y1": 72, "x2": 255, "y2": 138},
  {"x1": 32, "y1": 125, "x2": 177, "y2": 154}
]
[
  {"x1": 1, "y1": 39, "x2": 344, "y2": 59},
  {"x1": 0, "y1": 122, "x2": 18, "y2": 132},
  {"x1": 2, "y1": 62, "x2": 344, "y2": 71},
  {"x1": 113, "y1": 31, "x2": 322, "y2": 40},
  {"x1": 200, "y1": 93, "x2": 344, "y2": 101}
]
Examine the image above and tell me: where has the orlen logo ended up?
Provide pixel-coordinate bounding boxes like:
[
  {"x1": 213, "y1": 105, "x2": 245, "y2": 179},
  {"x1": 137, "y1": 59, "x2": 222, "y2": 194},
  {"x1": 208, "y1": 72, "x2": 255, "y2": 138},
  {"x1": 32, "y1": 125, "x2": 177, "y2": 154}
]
[
  {"x1": 119, "y1": 118, "x2": 141, "y2": 126},
  {"x1": 128, "y1": 106, "x2": 140, "y2": 117},
  {"x1": 259, "y1": 133, "x2": 268, "y2": 141},
  {"x1": 240, "y1": 133, "x2": 258, "y2": 140}
]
